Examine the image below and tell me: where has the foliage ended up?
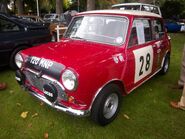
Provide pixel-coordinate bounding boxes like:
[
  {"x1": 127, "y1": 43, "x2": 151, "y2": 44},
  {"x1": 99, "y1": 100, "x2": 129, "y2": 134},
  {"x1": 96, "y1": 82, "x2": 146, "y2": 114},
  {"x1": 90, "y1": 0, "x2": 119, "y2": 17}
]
[
  {"x1": 39, "y1": 0, "x2": 55, "y2": 13},
  {"x1": 63, "y1": 0, "x2": 72, "y2": 10},
  {"x1": 161, "y1": 0, "x2": 185, "y2": 19},
  {"x1": 69, "y1": 0, "x2": 86, "y2": 12},
  {"x1": 96, "y1": 0, "x2": 117, "y2": 9}
]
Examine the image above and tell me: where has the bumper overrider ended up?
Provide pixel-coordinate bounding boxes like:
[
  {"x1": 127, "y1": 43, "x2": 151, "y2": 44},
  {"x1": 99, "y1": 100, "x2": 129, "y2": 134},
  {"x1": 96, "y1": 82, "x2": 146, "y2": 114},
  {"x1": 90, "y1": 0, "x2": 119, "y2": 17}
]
[{"x1": 15, "y1": 70, "x2": 90, "y2": 117}]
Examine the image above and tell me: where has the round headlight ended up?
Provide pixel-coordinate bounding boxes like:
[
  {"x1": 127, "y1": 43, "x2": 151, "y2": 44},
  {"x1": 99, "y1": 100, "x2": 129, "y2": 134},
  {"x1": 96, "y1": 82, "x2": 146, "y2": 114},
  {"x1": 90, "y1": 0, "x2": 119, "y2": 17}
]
[
  {"x1": 15, "y1": 53, "x2": 23, "y2": 69},
  {"x1": 62, "y1": 69, "x2": 78, "y2": 91}
]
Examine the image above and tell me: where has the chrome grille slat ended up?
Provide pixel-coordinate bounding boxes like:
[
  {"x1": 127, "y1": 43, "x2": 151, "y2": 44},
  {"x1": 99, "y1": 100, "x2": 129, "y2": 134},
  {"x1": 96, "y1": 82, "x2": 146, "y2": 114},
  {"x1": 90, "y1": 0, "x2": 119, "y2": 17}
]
[{"x1": 24, "y1": 70, "x2": 67, "y2": 100}]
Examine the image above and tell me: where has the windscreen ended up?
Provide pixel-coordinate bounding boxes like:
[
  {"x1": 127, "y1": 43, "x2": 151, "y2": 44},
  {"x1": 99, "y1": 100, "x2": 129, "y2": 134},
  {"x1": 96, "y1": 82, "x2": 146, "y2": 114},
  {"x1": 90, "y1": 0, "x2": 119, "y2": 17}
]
[{"x1": 64, "y1": 15, "x2": 128, "y2": 46}]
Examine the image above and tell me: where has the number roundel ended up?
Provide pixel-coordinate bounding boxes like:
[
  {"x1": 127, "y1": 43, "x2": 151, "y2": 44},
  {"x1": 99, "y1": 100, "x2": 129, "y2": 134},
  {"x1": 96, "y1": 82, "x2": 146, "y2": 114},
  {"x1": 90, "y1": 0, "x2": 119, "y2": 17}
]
[
  {"x1": 133, "y1": 46, "x2": 153, "y2": 83},
  {"x1": 145, "y1": 53, "x2": 151, "y2": 71}
]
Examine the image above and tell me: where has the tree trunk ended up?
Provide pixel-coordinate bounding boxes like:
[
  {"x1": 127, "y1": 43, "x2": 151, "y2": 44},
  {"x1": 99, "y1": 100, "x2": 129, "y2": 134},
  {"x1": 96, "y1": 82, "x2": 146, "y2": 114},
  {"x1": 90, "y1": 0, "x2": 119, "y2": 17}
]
[
  {"x1": 56, "y1": 0, "x2": 63, "y2": 16},
  {"x1": 87, "y1": 0, "x2": 95, "y2": 11},
  {"x1": 17, "y1": 0, "x2": 24, "y2": 15},
  {"x1": 0, "y1": 1, "x2": 8, "y2": 13}
]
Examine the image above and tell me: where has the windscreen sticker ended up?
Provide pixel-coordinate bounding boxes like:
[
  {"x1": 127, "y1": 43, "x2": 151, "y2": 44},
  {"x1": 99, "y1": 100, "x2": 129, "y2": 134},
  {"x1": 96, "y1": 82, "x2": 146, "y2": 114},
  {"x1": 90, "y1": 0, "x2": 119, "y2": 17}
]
[
  {"x1": 136, "y1": 21, "x2": 145, "y2": 44},
  {"x1": 133, "y1": 45, "x2": 153, "y2": 83}
]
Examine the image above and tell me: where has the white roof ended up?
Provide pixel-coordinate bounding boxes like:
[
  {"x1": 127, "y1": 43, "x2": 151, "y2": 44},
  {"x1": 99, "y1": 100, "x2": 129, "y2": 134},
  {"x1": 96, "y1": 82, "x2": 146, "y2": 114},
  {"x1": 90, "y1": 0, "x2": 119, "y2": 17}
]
[
  {"x1": 78, "y1": 10, "x2": 161, "y2": 18},
  {"x1": 112, "y1": 3, "x2": 158, "y2": 7}
]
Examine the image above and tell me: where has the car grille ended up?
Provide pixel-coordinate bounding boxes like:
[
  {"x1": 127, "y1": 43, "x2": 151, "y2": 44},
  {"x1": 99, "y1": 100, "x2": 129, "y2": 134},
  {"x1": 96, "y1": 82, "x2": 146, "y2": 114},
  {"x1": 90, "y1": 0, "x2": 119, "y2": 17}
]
[{"x1": 24, "y1": 70, "x2": 67, "y2": 100}]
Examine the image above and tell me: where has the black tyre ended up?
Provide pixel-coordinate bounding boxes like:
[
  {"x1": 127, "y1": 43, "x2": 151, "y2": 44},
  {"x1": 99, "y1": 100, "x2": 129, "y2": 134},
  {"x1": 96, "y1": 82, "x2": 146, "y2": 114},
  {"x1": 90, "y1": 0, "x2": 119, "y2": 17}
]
[
  {"x1": 91, "y1": 84, "x2": 122, "y2": 126},
  {"x1": 160, "y1": 53, "x2": 170, "y2": 74},
  {"x1": 9, "y1": 46, "x2": 28, "y2": 70}
]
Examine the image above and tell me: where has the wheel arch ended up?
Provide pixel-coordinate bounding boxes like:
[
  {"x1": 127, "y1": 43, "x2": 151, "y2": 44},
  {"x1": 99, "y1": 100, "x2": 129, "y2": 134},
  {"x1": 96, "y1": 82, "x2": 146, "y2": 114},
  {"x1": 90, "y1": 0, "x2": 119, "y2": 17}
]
[
  {"x1": 89, "y1": 79, "x2": 126, "y2": 111},
  {"x1": 9, "y1": 44, "x2": 31, "y2": 69},
  {"x1": 160, "y1": 50, "x2": 170, "y2": 68},
  {"x1": 11, "y1": 43, "x2": 32, "y2": 53}
]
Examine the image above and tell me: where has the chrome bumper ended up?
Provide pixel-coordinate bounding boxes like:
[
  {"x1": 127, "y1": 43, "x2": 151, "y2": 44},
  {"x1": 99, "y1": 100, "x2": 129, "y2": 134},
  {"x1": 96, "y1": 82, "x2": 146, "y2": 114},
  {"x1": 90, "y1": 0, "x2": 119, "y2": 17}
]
[{"x1": 27, "y1": 89, "x2": 90, "y2": 117}]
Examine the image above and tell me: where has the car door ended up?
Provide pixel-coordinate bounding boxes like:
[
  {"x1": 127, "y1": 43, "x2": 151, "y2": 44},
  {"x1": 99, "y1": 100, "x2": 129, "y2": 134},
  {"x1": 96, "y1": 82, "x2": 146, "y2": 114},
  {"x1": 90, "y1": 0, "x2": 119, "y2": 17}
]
[
  {"x1": 0, "y1": 16, "x2": 23, "y2": 66},
  {"x1": 124, "y1": 18, "x2": 156, "y2": 93},
  {"x1": 151, "y1": 18, "x2": 167, "y2": 70}
]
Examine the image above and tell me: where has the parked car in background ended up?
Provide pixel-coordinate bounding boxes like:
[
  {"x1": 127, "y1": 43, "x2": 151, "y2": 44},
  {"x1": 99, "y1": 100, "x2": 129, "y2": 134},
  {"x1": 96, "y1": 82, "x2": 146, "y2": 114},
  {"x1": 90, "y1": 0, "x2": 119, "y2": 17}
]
[
  {"x1": 43, "y1": 11, "x2": 78, "y2": 42},
  {"x1": 18, "y1": 15, "x2": 45, "y2": 24},
  {"x1": 49, "y1": 22, "x2": 67, "y2": 42},
  {"x1": 43, "y1": 13, "x2": 64, "y2": 22},
  {"x1": 165, "y1": 19, "x2": 185, "y2": 32},
  {"x1": 15, "y1": 10, "x2": 171, "y2": 125},
  {"x1": 18, "y1": 15, "x2": 50, "y2": 28},
  {"x1": 112, "y1": 3, "x2": 162, "y2": 16},
  {"x1": 43, "y1": 13, "x2": 67, "y2": 41},
  {"x1": 64, "y1": 10, "x2": 78, "y2": 25},
  {"x1": 0, "y1": 12, "x2": 51, "y2": 69}
]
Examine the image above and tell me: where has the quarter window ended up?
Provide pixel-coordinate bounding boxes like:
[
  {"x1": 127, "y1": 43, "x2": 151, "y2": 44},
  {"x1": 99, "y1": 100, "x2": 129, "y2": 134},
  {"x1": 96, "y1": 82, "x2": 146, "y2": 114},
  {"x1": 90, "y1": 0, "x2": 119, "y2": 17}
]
[
  {"x1": 152, "y1": 19, "x2": 164, "y2": 40},
  {"x1": 0, "y1": 18, "x2": 20, "y2": 32}
]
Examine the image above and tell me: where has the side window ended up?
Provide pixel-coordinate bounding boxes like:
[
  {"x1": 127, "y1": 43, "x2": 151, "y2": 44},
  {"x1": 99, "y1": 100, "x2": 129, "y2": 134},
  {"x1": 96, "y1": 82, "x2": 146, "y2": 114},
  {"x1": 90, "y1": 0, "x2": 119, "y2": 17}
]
[
  {"x1": 150, "y1": 7, "x2": 160, "y2": 15},
  {"x1": 0, "y1": 18, "x2": 20, "y2": 32},
  {"x1": 141, "y1": 5, "x2": 150, "y2": 12},
  {"x1": 152, "y1": 19, "x2": 164, "y2": 40},
  {"x1": 128, "y1": 19, "x2": 152, "y2": 48}
]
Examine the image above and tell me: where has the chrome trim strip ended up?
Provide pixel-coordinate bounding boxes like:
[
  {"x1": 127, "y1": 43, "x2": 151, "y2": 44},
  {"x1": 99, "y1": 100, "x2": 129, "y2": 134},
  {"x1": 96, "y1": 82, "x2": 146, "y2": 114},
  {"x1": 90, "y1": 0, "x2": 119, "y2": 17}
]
[
  {"x1": 28, "y1": 89, "x2": 90, "y2": 117},
  {"x1": 127, "y1": 68, "x2": 161, "y2": 94}
]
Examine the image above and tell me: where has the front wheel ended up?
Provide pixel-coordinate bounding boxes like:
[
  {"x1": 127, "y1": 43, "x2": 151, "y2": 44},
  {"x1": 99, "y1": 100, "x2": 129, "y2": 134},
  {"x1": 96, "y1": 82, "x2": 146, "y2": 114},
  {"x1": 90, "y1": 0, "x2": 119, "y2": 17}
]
[{"x1": 91, "y1": 84, "x2": 121, "y2": 126}]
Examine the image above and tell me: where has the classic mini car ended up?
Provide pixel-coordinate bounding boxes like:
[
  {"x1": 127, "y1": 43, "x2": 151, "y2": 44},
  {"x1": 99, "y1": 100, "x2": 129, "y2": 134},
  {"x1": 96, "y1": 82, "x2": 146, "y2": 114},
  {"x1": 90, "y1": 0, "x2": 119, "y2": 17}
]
[
  {"x1": 15, "y1": 10, "x2": 171, "y2": 125},
  {"x1": 0, "y1": 13, "x2": 51, "y2": 69}
]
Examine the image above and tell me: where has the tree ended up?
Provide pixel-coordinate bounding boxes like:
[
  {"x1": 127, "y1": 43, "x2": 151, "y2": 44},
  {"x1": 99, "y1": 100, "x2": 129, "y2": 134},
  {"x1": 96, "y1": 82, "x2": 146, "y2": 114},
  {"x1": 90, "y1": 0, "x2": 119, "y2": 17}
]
[
  {"x1": 161, "y1": 0, "x2": 185, "y2": 19},
  {"x1": 56, "y1": 0, "x2": 63, "y2": 15},
  {"x1": 0, "y1": 0, "x2": 9, "y2": 13},
  {"x1": 97, "y1": 0, "x2": 118, "y2": 9},
  {"x1": 16, "y1": 0, "x2": 23, "y2": 14},
  {"x1": 87, "y1": 0, "x2": 95, "y2": 11}
]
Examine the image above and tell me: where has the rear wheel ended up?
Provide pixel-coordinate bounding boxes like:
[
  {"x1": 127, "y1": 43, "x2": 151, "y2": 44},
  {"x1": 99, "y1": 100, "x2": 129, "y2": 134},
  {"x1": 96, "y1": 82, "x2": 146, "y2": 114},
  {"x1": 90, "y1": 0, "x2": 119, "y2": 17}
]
[
  {"x1": 91, "y1": 84, "x2": 122, "y2": 126},
  {"x1": 160, "y1": 53, "x2": 170, "y2": 74}
]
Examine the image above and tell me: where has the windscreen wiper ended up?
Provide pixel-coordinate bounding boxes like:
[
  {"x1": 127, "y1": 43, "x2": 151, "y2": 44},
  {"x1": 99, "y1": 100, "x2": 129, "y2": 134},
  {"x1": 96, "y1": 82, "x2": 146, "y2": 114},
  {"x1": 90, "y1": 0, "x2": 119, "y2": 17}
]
[{"x1": 71, "y1": 36, "x2": 86, "y2": 41}]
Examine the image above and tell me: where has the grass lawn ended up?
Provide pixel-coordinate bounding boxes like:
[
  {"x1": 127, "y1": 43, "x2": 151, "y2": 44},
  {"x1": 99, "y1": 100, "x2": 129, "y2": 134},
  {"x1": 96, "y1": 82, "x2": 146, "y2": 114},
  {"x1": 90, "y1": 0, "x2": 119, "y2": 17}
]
[{"x1": 0, "y1": 33, "x2": 185, "y2": 139}]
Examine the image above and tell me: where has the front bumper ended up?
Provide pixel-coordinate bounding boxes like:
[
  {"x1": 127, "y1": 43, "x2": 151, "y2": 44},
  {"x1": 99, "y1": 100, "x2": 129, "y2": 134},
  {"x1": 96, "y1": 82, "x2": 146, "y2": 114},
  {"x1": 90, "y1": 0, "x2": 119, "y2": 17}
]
[
  {"x1": 16, "y1": 70, "x2": 90, "y2": 117},
  {"x1": 28, "y1": 88, "x2": 90, "y2": 117}
]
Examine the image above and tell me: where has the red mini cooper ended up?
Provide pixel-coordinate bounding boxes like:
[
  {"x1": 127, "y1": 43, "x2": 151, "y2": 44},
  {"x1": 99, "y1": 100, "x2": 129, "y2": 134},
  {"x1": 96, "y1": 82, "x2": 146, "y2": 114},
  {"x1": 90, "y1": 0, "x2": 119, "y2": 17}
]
[{"x1": 15, "y1": 10, "x2": 171, "y2": 125}]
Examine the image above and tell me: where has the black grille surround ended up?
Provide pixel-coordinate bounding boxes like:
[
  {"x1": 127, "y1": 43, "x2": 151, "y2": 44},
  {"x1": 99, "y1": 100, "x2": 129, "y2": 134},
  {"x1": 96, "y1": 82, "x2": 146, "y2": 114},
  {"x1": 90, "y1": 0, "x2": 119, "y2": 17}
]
[{"x1": 24, "y1": 68, "x2": 68, "y2": 101}]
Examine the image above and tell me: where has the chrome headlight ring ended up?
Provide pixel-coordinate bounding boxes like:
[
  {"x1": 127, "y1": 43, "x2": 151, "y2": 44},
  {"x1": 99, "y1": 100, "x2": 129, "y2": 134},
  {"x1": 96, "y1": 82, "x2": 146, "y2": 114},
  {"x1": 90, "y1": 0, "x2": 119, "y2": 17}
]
[
  {"x1": 15, "y1": 53, "x2": 24, "y2": 69},
  {"x1": 62, "y1": 69, "x2": 78, "y2": 91}
]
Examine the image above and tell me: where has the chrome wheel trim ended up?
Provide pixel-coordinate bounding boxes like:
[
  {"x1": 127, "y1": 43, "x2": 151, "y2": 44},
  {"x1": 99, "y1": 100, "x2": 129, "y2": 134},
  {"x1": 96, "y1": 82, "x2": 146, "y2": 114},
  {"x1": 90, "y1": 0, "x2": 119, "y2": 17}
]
[{"x1": 103, "y1": 93, "x2": 118, "y2": 119}]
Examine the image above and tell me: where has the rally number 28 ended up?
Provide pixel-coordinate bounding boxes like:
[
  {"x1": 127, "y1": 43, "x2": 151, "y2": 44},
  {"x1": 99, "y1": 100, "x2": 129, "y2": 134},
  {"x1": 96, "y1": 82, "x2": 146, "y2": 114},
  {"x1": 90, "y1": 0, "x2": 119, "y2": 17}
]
[{"x1": 139, "y1": 53, "x2": 151, "y2": 76}]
